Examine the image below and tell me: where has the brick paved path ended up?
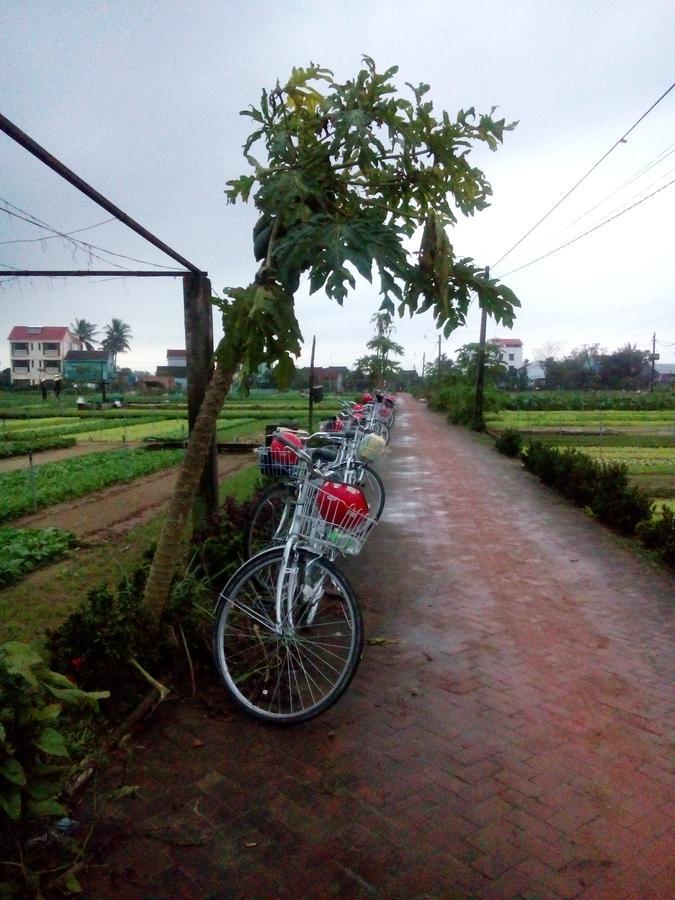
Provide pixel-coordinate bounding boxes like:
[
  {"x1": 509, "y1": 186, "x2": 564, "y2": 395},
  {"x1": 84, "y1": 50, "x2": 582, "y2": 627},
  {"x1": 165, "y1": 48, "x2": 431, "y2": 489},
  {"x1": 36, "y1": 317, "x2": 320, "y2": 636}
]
[{"x1": 81, "y1": 395, "x2": 674, "y2": 898}]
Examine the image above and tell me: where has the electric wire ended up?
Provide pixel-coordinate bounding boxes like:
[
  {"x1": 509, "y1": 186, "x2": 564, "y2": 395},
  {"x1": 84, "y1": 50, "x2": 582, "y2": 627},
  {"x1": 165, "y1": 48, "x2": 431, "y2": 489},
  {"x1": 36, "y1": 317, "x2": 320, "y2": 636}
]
[
  {"x1": 498, "y1": 177, "x2": 675, "y2": 278},
  {"x1": 0, "y1": 197, "x2": 176, "y2": 269},
  {"x1": 0, "y1": 216, "x2": 116, "y2": 245},
  {"x1": 497, "y1": 148, "x2": 675, "y2": 269},
  {"x1": 491, "y1": 81, "x2": 675, "y2": 270}
]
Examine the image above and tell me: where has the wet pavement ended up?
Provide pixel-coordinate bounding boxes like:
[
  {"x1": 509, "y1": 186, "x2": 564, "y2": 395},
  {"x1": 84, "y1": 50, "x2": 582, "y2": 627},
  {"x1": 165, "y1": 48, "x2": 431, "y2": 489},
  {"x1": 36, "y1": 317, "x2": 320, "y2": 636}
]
[{"x1": 80, "y1": 394, "x2": 674, "y2": 898}]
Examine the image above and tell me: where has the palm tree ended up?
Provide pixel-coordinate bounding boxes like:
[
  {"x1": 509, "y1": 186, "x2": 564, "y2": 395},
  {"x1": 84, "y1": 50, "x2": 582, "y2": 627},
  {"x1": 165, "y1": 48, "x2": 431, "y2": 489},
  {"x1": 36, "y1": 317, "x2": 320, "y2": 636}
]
[
  {"x1": 70, "y1": 318, "x2": 98, "y2": 351},
  {"x1": 101, "y1": 319, "x2": 132, "y2": 370}
]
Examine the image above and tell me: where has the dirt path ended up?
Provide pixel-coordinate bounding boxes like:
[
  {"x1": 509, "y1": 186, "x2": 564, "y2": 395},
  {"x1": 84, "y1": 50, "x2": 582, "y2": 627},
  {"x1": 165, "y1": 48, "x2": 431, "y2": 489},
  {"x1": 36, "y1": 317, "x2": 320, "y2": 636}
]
[
  {"x1": 13, "y1": 451, "x2": 254, "y2": 540},
  {"x1": 77, "y1": 395, "x2": 673, "y2": 897}
]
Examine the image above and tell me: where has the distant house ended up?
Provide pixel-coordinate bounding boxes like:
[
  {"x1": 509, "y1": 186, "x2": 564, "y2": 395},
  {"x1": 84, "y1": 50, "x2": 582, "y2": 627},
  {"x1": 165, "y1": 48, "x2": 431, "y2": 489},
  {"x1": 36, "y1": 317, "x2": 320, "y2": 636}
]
[
  {"x1": 492, "y1": 338, "x2": 523, "y2": 372},
  {"x1": 7, "y1": 325, "x2": 83, "y2": 387},
  {"x1": 519, "y1": 361, "x2": 546, "y2": 387},
  {"x1": 653, "y1": 363, "x2": 675, "y2": 386},
  {"x1": 63, "y1": 350, "x2": 113, "y2": 385},
  {"x1": 310, "y1": 366, "x2": 349, "y2": 393},
  {"x1": 155, "y1": 348, "x2": 188, "y2": 391}
]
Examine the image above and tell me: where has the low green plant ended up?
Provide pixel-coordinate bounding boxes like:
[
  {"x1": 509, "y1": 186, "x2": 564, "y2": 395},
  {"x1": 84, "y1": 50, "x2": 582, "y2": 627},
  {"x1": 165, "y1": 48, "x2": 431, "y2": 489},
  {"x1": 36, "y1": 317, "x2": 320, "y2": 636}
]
[
  {"x1": 637, "y1": 505, "x2": 675, "y2": 566},
  {"x1": 0, "y1": 641, "x2": 108, "y2": 894},
  {"x1": 494, "y1": 428, "x2": 522, "y2": 457},
  {"x1": 0, "y1": 437, "x2": 76, "y2": 459},
  {"x1": 0, "y1": 528, "x2": 78, "y2": 588},
  {"x1": 522, "y1": 442, "x2": 653, "y2": 535}
]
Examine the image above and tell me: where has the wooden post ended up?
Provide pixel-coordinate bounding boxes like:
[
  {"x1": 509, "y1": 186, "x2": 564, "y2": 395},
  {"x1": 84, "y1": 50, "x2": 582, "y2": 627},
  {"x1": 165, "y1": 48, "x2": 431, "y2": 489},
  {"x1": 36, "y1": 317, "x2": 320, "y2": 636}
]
[
  {"x1": 308, "y1": 335, "x2": 316, "y2": 433},
  {"x1": 183, "y1": 273, "x2": 217, "y2": 529}
]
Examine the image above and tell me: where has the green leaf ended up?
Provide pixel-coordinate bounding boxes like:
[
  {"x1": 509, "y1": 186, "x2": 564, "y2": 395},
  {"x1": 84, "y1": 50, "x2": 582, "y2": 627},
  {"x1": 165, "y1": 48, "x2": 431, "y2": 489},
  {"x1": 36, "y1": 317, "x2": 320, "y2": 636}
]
[
  {"x1": 20, "y1": 702, "x2": 62, "y2": 723},
  {"x1": 46, "y1": 685, "x2": 110, "y2": 706},
  {"x1": 26, "y1": 797, "x2": 67, "y2": 818},
  {"x1": 0, "y1": 786, "x2": 22, "y2": 820},
  {"x1": 34, "y1": 727, "x2": 69, "y2": 758},
  {"x1": 26, "y1": 777, "x2": 62, "y2": 800},
  {"x1": 65, "y1": 874, "x2": 83, "y2": 894},
  {"x1": 2, "y1": 641, "x2": 44, "y2": 686},
  {"x1": 0, "y1": 758, "x2": 26, "y2": 787}
]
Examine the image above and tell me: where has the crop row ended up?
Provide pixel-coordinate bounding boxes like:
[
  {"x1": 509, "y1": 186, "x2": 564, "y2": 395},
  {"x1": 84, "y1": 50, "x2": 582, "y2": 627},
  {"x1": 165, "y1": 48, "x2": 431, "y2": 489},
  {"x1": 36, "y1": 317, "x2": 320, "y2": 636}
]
[
  {"x1": 502, "y1": 391, "x2": 675, "y2": 411},
  {"x1": 0, "y1": 448, "x2": 184, "y2": 523},
  {"x1": 0, "y1": 437, "x2": 77, "y2": 459},
  {"x1": 487, "y1": 410, "x2": 674, "y2": 429}
]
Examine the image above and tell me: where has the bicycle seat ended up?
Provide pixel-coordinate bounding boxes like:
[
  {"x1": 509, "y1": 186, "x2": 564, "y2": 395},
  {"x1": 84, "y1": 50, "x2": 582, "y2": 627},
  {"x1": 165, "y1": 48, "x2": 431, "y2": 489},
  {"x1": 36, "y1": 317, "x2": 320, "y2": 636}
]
[{"x1": 310, "y1": 447, "x2": 338, "y2": 464}]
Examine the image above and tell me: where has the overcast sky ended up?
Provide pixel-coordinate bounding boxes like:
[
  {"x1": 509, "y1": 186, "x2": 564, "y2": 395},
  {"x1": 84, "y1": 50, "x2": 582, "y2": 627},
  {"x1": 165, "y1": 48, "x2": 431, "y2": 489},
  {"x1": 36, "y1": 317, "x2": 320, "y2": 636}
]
[{"x1": 1, "y1": 0, "x2": 673, "y2": 376}]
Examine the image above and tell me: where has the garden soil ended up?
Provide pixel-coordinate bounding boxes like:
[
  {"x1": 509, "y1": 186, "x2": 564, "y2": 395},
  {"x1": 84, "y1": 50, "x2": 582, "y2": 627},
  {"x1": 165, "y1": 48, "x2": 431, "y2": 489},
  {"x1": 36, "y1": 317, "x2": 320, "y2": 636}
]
[
  {"x1": 68, "y1": 396, "x2": 674, "y2": 897},
  {"x1": 10, "y1": 447, "x2": 253, "y2": 539}
]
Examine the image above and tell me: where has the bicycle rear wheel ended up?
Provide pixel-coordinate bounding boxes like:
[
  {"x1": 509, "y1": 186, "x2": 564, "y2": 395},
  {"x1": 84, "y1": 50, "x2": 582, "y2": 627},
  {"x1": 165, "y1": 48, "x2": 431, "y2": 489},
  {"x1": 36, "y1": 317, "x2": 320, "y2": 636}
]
[
  {"x1": 213, "y1": 547, "x2": 363, "y2": 724},
  {"x1": 246, "y1": 484, "x2": 295, "y2": 558}
]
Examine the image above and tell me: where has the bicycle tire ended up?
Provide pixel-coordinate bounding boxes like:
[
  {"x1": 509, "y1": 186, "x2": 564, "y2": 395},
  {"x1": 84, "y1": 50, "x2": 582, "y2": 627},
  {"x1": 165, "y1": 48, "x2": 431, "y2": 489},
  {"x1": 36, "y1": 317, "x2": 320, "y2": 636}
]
[
  {"x1": 328, "y1": 461, "x2": 386, "y2": 521},
  {"x1": 372, "y1": 421, "x2": 390, "y2": 446},
  {"x1": 213, "y1": 547, "x2": 363, "y2": 724},
  {"x1": 245, "y1": 484, "x2": 296, "y2": 558}
]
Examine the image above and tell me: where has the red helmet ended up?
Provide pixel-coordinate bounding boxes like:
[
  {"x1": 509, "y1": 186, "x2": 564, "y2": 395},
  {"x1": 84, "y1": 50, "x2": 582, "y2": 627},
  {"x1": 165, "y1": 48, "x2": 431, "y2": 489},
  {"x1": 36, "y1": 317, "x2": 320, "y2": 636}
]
[
  {"x1": 316, "y1": 482, "x2": 368, "y2": 530},
  {"x1": 270, "y1": 431, "x2": 303, "y2": 466},
  {"x1": 361, "y1": 392, "x2": 373, "y2": 404},
  {"x1": 324, "y1": 417, "x2": 344, "y2": 433}
]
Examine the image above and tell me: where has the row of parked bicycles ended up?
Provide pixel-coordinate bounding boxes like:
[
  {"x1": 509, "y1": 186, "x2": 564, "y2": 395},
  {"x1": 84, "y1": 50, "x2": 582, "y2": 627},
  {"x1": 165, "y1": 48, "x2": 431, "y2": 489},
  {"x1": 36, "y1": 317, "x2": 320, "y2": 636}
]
[{"x1": 212, "y1": 391, "x2": 397, "y2": 724}]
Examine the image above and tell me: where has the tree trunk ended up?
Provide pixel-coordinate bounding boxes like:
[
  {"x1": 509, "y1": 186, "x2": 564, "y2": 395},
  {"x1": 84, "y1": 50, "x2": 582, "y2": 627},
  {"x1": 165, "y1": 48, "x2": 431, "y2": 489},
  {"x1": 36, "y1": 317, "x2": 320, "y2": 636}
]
[{"x1": 142, "y1": 363, "x2": 234, "y2": 618}]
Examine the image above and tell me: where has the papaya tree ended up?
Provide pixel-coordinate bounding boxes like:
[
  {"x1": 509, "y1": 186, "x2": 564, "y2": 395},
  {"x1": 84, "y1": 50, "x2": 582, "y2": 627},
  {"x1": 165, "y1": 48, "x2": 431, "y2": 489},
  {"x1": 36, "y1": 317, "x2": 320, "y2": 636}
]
[{"x1": 142, "y1": 57, "x2": 520, "y2": 617}]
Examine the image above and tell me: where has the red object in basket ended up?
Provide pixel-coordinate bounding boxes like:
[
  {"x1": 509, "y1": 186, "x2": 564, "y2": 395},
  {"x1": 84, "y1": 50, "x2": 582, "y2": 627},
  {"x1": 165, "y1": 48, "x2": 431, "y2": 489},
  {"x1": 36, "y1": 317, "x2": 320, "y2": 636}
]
[
  {"x1": 361, "y1": 392, "x2": 373, "y2": 403},
  {"x1": 316, "y1": 482, "x2": 369, "y2": 529},
  {"x1": 270, "y1": 431, "x2": 303, "y2": 466}
]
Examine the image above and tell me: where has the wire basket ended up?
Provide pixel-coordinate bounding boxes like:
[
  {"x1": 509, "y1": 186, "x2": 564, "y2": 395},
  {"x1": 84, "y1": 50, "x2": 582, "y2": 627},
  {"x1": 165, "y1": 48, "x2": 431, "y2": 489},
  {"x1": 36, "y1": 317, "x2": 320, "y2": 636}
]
[
  {"x1": 296, "y1": 482, "x2": 376, "y2": 556},
  {"x1": 256, "y1": 446, "x2": 302, "y2": 479}
]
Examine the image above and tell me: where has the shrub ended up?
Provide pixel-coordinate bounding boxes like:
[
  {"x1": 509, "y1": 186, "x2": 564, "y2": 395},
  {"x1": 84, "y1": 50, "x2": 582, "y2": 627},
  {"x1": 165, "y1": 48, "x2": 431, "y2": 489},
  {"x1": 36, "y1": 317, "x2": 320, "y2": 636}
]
[
  {"x1": 522, "y1": 442, "x2": 653, "y2": 535},
  {"x1": 636, "y1": 506, "x2": 675, "y2": 566},
  {"x1": 495, "y1": 428, "x2": 522, "y2": 457}
]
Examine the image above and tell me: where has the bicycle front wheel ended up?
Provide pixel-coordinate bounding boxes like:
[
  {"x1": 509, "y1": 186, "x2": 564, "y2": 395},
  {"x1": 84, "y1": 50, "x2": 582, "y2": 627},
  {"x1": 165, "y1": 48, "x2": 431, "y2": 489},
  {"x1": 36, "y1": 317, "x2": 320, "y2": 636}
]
[
  {"x1": 213, "y1": 548, "x2": 363, "y2": 724},
  {"x1": 329, "y1": 461, "x2": 386, "y2": 521}
]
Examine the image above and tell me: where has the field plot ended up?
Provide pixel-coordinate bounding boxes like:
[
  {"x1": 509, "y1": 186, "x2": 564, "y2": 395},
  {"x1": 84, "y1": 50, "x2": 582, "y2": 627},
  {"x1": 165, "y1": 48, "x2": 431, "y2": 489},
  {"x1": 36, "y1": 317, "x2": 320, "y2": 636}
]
[{"x1": 487, "y1": 407, "x2": 675, "y2": 511}]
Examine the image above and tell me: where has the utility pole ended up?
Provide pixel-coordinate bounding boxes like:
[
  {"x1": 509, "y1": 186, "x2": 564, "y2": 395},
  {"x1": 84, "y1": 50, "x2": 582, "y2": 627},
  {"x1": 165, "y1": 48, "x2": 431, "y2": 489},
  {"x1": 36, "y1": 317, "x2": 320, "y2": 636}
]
[
  {"x1": 437, "y1": 334, "x2": 442, "y2": 377},
  {"x1": 650, "y1": 332, "x2": 658, "y2": 392},
  {"x1": 308, "y1": 335, "x2": 316, "y2": 433},
  {"x1": 421, "y1": 351, "x2": 426, "y2": 390},
  {"x1": 472, "y1": 266, "x2": 490, "y2": 430}
]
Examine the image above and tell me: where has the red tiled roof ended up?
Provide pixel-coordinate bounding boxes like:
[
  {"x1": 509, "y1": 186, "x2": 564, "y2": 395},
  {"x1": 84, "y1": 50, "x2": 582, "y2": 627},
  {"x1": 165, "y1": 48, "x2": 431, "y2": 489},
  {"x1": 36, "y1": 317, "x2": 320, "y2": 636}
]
[
  {"x1": 8, "y1": 326, "x2": 71, "y2": 341},
  {"x1": 492, "y1": 338, "x2": 522, "y2": 347}
]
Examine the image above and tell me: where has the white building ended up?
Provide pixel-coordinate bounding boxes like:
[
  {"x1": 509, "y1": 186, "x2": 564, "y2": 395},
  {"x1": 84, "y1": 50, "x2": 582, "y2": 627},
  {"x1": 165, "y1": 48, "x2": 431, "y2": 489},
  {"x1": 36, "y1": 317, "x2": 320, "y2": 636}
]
[
  {"x1": 7, "y1": 325, "x2": 83, "y2": 386},
  {"x1": 493, "y1": 338, "x2": 523, "y2": 372}
]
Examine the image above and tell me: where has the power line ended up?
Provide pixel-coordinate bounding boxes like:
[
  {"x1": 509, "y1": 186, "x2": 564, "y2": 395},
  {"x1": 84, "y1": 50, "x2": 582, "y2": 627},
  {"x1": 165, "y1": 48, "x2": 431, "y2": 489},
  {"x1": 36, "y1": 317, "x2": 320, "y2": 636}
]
[
  {"x1": 497, "y1": 149, "x2": 675, "y2": 269},
  {"x1": 498, "y1": 177, "x2": 675, "y2": 277},
  {"x1": 0, "y1": 216, "x2": 116, "y2": 245},
  {"x1": 0, "y1": 197, "x2": 177, "y2": 268},
  {"x1": 491, "y1": 81, "x2": 675, "y2": 270}
]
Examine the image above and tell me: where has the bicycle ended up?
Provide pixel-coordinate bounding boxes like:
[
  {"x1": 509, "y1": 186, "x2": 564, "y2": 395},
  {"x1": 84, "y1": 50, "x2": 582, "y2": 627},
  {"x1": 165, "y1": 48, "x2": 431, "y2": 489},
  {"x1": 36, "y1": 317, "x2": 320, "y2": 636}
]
[
  {"x1": 213, "y1": 433, "x2": 377, "y2": 723},
  {"x1": 245, "y1": 425, "x2": 386, "y2": 558}
]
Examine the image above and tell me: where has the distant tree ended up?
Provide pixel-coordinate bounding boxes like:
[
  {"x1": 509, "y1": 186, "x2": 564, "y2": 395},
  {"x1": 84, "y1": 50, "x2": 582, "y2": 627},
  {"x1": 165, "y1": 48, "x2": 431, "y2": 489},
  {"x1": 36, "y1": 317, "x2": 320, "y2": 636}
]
[
  {"x1": 455, "y1": 341, "x2": 506, "y2": 383},
  {"x1": 545, "y1": 344, "x2": 601, "y2": 390},
  {"x1": 358, "y1": 312, "x2": 405, "y2": 387},
  {"x1": 597, "y1": 344, "x2": 650, "y2": 389},
  {"x1": 70, "y1": 318, "x2": 98, "y2": 350},
  {"x1": 101, "y1": 319, "x2": 132, "y2": 370}
]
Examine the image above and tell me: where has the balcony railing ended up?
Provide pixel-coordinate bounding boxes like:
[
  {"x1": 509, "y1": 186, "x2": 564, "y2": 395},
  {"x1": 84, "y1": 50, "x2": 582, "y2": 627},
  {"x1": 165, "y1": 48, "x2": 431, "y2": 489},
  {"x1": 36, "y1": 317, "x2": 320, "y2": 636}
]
[
  {"x1": 11, "y1": 349, "x2": 29, "y2": 358},
  {"x1": 12, "y1": 366, "x2": 30, "y2": 374},
  {"x1": 43, "y1": 349, "x2": 60, "y2": 357}
]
